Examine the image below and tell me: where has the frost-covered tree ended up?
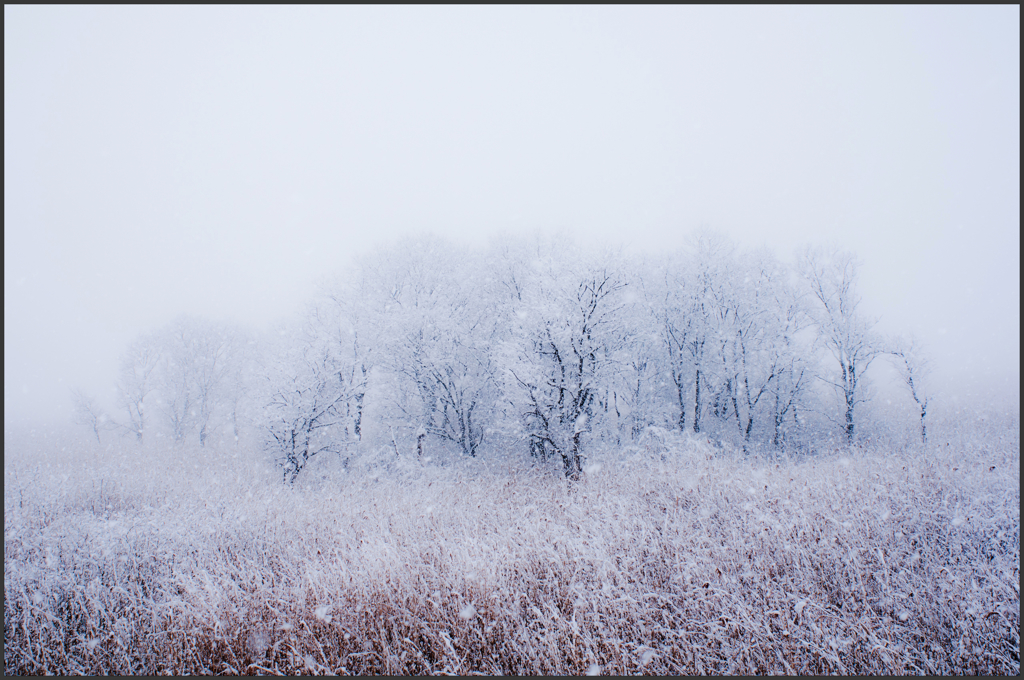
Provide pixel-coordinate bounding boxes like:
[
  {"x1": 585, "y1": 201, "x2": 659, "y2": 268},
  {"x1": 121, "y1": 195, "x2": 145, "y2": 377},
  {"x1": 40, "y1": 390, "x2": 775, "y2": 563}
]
[
  {"x1": 616, "y1": 272, "x2": 664, "y2": 442},
  {"x1": 711, "y1": 250, "x2": 786, "y2": 452},
  {"x1": 70, "y1": 388, "x2": 110, "y2": 444},
  {"x1": 889, "y1": 335, "x2": 932, "y2": 444},
  {"x1": 764, "y1": 275, "x2": 812, "y2": 450},
  {"x1": 685, "y1": 231, "x2": 737, "y2": 438},
  {"x1": 502, "y1": 246, "x2": 627, "y2": 480},
  {"x1": 218, "y1": 329, "x2": 260, "y2": 447},
  {"x1": 114, "y1": 318, "x2": 250, "y2": 447},
  {"x1": 261, "y1": 314, "x2": 363, "y2": 483},
  {"x1": 320, "y1": 284, "x2": 377, "y2": 447},
  {"x1": 800, "y1": 246, "x2": 882, "y2": 444},
  {"x1": 103, "y1": 232, "x2": 937, "y2": 479},
  {"x1": 153, "y1": 316, "x2": 239, "y2": 446},
  {"x1": 360, "y1": 238, "x2": 499, "y2": 457},
  {"x1": 655, "y1": 256, "x2": 696, "y2": 434},
  {"x1": 115, "y1": 335, "x2": 161, "y2": 443},
  {"x1": 654, "y1": 237, "x2": 812, "y2": 452}
]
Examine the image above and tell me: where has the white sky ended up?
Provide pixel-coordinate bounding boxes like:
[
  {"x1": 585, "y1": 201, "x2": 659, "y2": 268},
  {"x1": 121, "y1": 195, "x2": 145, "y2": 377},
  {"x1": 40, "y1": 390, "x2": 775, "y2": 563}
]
[{"x1": 4, "y1": 6, "x2": 1020, "y2": 425}]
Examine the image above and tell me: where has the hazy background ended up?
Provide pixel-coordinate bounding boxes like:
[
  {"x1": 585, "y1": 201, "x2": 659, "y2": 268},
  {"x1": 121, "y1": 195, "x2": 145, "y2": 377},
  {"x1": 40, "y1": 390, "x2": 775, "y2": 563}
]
[{"x1": 5, "y1": 5, "x2": 1019, "y2": 426}]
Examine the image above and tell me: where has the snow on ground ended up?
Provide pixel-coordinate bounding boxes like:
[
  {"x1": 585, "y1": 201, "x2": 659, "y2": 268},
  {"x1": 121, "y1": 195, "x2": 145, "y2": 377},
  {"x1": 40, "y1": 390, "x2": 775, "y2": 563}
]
[{"x1": 4, "y1": 421, "x2": 1019, "y2": 675}]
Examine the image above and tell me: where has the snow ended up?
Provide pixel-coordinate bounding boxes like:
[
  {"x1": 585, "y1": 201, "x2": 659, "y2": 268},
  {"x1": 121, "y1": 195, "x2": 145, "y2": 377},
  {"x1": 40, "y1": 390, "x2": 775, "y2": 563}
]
[
  {"x1": 3, "y1": 413, "x2": 1019, "y2": 675},
  {"x1": 4, "y1": 235, "x2": 1020, "y2": 674}
]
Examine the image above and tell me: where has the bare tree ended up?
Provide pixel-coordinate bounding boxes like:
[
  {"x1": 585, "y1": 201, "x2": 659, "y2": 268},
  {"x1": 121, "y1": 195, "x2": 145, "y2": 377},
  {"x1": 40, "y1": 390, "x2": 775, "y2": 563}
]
[
  {"x1": 716, "y1": 252, "x2": 784, "y2": 453},
  {"x1": 800, "y1": 246, "x2": 882, "y2": 445},
  {"x1": 766, "y1": 284, "x2": 811, "y2": 450},
  {"x1": 70, "y1": 388, "x2": 109, "y2": 444},
  {"x1": 654, "y1": 238, "x2": 811, "y2": 453},
  {"x1": 618, "y1": 297, "x2": 661, "y2": 444},
  {"x1": 658, "y1": 260, "x2": 695, "y2": 434},
  {"x1": 218, "y1": 330, "x2": 259, "y2": 447},
  {"x1": 506, "y1": 255, "x2": 627, "y2": 481},
  {"x1": 684, "y1": 231, "x2": 736, "y2": 437},
  {"x1": 102, "y1": 233, "x2": 939, "y2": 480},
  {"x1": 155, "y1": 316, "x2": 236, "y2": 446},
  {"x1": 360, "y1": 237, "x2": 497, "y2": 458},
  {"x1": 263, "y1": 332, "x2": 357, "y2": 484},
  {"x1": 115, "y1": 335, "x2": 160, "y2": 443},
  {"x1": 399, "y1": 340, "x2": 494, "y2": 458},
  {"x1": 323, "y1": 297, "x2": 373, "y2": 446},
  {"x1": 889, "y1": 335, "x2": 931, "y2": 444}
]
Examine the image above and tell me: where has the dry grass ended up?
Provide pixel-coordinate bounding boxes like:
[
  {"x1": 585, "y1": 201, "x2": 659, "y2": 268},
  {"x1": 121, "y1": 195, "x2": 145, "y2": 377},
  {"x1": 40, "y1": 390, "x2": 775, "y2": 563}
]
[{"x1": 4, "y1": 428, "x2": 1019, "y2": 675}]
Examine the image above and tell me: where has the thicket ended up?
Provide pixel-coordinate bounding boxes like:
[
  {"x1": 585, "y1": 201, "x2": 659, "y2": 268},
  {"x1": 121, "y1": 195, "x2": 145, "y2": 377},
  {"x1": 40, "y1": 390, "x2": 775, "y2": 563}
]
[{"x1": 90, "y1": 233, "x2": 945, "y2": 483}]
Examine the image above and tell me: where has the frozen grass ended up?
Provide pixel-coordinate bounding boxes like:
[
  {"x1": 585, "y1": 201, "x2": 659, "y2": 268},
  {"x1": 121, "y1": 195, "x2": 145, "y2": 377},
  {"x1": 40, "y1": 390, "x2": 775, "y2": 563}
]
[{"x1": 4, "y1": 428, "x2": 1019, "y2": 675}]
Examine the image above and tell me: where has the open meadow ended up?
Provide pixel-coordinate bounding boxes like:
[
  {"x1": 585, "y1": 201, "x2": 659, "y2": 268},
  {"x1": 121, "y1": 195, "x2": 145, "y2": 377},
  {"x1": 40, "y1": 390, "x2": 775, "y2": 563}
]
[
  {"x1": 4, "y1": 418, "x2": 1019, "y2": 675},
  {"x1": 7, "y1": 5, "x2": 1020, "y2": 677}
]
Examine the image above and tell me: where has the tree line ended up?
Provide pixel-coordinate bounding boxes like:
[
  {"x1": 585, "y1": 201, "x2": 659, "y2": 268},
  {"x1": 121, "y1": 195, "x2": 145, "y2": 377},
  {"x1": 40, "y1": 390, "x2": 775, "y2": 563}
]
[{"x1": 77, "y1": 232, "x2": 933, "y2": 482}]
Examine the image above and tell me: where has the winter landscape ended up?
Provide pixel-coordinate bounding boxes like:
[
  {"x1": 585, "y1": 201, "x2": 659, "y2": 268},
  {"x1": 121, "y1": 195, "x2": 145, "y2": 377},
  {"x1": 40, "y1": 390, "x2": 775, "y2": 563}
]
[
  {"x1": 5, "y1": 6, "x2": 1019, "y2": 676},
  {"x1": 5, "y1": 236, "x2": 1020, "y2": 674}
]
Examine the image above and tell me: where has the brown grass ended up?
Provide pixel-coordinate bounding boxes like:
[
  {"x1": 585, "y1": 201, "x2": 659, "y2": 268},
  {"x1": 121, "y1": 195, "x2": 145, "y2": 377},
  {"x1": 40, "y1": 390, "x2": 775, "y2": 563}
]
[{"x1": 4, "y1": 431, "x2": 1019, "y2": 675}]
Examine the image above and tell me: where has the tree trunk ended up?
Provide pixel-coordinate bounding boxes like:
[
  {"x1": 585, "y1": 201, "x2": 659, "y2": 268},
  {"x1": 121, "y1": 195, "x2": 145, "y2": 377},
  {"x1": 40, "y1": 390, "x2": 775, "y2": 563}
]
[
  {"x1": 676, "y1": 377, "x2": 686, "y2": 432},
  {"x1": 563, "y1": 432, "x2": 583, "y2": 481},
  {"x1": 353, "y1": 365, "x2": 366, "y2": 441},
  {"x1": 920, "y1": 403, "x2": 927, "y2": 444},
  {"x1": 772, "y1": 392, "x2": 782, "y2": 449},
  {"x1": 693, "y1": 368, "x2": 702, "y2": 434},
  {"x1": 845, "y1": 395, "x2": 855, "y2": 444}
]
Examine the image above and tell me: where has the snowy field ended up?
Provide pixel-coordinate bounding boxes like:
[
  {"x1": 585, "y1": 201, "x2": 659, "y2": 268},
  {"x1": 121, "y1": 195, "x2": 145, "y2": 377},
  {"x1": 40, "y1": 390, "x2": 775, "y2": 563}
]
[{"x1": 4, "y1": 418, "x2": 1018, "y2": 676}]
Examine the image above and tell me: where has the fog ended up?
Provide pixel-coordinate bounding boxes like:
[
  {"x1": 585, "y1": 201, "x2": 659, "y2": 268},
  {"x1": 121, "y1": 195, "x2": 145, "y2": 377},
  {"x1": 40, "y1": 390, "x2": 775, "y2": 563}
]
[
  {"x1": 4, "y1": 5, "x2": 1019, "y2": 426},
  {"x1": 4, "y1": 10, "x2": 1021, "y2": 675}
]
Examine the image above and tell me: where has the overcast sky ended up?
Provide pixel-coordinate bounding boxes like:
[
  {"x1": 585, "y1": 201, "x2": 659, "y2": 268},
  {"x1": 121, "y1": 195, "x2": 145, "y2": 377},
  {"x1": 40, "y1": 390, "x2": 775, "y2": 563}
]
[{"x1": 4, "y1": 5, "x2": 1019, "y2": 426}]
